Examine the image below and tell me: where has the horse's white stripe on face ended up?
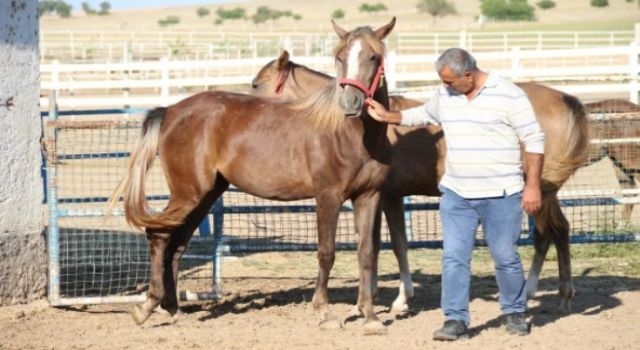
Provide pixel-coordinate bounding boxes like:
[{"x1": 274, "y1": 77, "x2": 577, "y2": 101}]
[{"x1": 346, "y1": 40, "x2": 363, "y2": 79}]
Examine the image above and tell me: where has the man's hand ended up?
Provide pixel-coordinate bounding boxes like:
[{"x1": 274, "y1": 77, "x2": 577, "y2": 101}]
[
  {"x1": 521, "y1": 185, "x2": 542, "y2": 215},
  {"x1": 366, "y1": 98, "x2": 402, "y2": 124}
]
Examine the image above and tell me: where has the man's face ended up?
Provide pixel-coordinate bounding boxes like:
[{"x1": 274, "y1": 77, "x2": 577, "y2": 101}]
[{"x1": 438, "y1": 66, "x2": 474, "y2": 95}]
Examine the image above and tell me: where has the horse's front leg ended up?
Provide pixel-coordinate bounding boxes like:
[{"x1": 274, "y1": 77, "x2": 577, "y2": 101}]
[
  {"x1": 353, "y1": 192, "x2": 386, "y2": 335},
  {"x1": 382, "y1": 194, "x2": 414, "y2": 312},
  {"x1": 312, "y1": 191, "x2": 342, "y2": 330},
  {"x1": 131, "y1": 229, "x2": 170, "y2": 325}
]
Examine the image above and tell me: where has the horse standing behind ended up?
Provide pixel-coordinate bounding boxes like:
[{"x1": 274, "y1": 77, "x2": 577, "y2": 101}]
[
  {"x1": 108, "y1": 18, "x2": 398, "y2": 334},
  {"x1": 249, "y1": 50, "x2": 591, "y2": 313}
]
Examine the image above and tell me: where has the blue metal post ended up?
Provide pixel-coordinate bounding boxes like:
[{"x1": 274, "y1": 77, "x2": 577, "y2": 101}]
[
  {"x1": 212, "y1": 196, "x2": 225, "y2": 297},
  {"x1": 46, "y1": 92, "x2": 61, "y2": 305}
]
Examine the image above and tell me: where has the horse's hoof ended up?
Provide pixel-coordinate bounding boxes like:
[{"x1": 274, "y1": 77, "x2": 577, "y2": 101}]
[
  {"x1": 390, "y1": 299, "x2": 409, "y2": 313},
  {"x1": 558, "y1": 299, "x2": 573, "y2": 314},
  {"x1": 171, "y1": 309, "x2": 184, "y2": 324},
  {"x1": 131, "y1": 305, "x2": 151, "y2": 325},
  {"x1": 362, "y1": 320, "x2": 387, "y2": 336},
  {"x1": 318, "y1": 319, "x2": 343, "y2": 330},
  {"x1": 349, "y1": 305, "x2": 364, "y2": 318}
]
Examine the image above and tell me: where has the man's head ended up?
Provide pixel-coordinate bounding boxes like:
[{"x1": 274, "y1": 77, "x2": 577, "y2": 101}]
[{"x1": 435, "y1": 48, "x2": 478, "y2": 95}]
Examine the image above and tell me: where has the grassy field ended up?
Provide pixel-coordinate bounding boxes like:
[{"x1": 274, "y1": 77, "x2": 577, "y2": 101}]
[{"x1": 39, "y1": 0, "x2": 640, "y2": 33}]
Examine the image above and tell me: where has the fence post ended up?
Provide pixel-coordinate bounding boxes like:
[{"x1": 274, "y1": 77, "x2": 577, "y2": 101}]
[
  {"x1": 630, "y1": 41, "x2": 639, "y2": 104},
  {"x1": 212, "y1": 197, "x2": 225, "y2": 297},
  {"x1": 458, "y1": 29, "x2": 467, "y2": 49},
  {"x1": 46, "y1": 91, "x2": 61, "y2": 306},
  {"x1": 511, "y1": 46, "x2": 521, "y2": 81},
  {"x1": 160, "y1": 57, "x2": 169, "y2": 106},
  {"x1": 386, "y1": 50, "x2": 397, "y2": 92}
]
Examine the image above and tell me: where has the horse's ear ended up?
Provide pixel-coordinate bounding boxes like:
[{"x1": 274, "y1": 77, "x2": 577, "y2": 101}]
[
  {"x1": 332, "y1": 19, "x2": 348, "y2": 40},
  {"x1": 277, "y1": 50, "x2": 290, "y2": 70},
  {"x1": 374, "y1": 17, "x2": 396, "y2": 40}
]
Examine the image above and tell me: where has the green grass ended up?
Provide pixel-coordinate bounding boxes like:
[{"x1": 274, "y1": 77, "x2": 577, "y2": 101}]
[{"x1": 227, "y1": 242, "x2": 640, "y2": 280}]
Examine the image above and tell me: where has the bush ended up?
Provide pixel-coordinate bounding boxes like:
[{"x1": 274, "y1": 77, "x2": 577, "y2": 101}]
[
  {"x1": 536, "y1": 0, "x2": 555, "y2": 9},
  {"x1": 332, "y1": 9, "x2": 345, "y2": 19},
  {"x1": 358, "y1": 3, "x2": 388, "y2": 13},
  {"x1": 480, "y1": 0, "x2": 535, "y2": 21},
  {"x1": 197, "y1": 7, "x2": 210, "y2": 18},
  {"x1": 158, "y1": 15, "x2": 180, "y2": 28},
  {"x1": 216, "y1": 7, "x2": 246, "y2": 20},
  {"x1": 590, "y1": 0, "x2": 609, "y2": 7}
]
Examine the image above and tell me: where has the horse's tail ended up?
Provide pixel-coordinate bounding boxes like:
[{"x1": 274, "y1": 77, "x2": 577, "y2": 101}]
[
  {"x1": 107, "y1": 107, "x2": 183, "y2": 230},
  {"x1": 541, "y1": 94, "x2": 590, "y2": 194}
]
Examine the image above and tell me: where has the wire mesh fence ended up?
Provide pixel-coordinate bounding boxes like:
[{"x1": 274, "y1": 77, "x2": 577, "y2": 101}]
[{"x1": 43, "y1": 101, "x2": 640, "y2": 305}]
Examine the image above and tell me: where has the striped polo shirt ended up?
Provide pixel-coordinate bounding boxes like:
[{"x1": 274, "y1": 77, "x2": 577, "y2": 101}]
[{"x1": 401, "y1": 73, "x2": 545, "y2": 199}]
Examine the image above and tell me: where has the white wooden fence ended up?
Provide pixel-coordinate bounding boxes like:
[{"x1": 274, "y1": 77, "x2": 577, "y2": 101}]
[
  {"x1": 40, "y1": 42, "x2": 640, "y2": 109},
  {"x1": 40, "y1": 27, "x2": 639, "y2": 63}
]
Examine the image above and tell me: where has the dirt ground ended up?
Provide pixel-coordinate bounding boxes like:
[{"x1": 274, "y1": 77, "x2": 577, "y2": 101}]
[{"x1": 2, "y1": 247, "x2": 640, "y2": 350}]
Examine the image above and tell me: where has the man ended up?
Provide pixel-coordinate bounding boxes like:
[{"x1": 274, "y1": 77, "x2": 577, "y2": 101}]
[{"x1": 366, "y1": 48, "x2": 544, "y2": 340}]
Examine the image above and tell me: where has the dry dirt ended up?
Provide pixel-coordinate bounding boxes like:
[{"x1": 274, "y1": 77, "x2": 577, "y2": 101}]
[{"x1": 2, "y1": 248, "x2": 639, "y2": 350}]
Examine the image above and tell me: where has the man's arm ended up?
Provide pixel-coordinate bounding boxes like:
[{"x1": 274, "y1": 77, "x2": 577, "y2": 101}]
[{"x1": 522, "y1": 152, "x2": 543, "y2": 215}]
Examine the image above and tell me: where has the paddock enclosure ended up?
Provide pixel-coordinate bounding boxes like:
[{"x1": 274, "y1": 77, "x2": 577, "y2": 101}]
[{"x1": 42, "y1": 99, "x2": 640, "y2": 306}]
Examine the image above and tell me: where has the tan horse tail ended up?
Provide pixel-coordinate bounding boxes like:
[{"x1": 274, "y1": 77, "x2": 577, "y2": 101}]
[
  {"x1": 106, "y1": 107, "x2": 182, "y2": 230},
  {"x1": 541, "y1": 93, "x2": 590, "y2": 193}
]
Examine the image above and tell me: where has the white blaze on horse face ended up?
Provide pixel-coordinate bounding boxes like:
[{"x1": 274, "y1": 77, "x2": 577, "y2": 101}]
[{"x1": 346, "y1": 40, "x2": 363, "y2": 80}]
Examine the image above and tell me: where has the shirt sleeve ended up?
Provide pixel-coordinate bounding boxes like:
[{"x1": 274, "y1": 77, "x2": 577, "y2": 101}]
[
  {"x1": 400, "y1": 89, "x2": 441, "y2": 126},
  {"x1": 509, "y1": 93, "x2": 545, "y2": 154}
]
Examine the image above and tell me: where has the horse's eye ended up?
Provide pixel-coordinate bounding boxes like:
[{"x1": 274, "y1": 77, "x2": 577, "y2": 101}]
[
  {"x1": 369, "y1": 55, "x2": 377, "y2": 62},
  {"x1": 251, "y1": 82, "x2": 259, "y2": 90}
]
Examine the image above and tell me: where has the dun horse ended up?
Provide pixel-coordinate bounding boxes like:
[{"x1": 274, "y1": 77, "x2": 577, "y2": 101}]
[
  {"x1": 249, "y1": 50, "x2": 591, "y2": 313},
  {"x1": 109, "y1": 18, "x2": 397, "y2": 334}
]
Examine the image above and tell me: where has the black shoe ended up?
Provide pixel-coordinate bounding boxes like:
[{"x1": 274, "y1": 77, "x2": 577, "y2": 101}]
[
  {"x1": 433, "y1": 320, "x2": 470, "y2": 341},
  {"x1": 505, "y1": 312, "x2": 530, "y2": 335}
]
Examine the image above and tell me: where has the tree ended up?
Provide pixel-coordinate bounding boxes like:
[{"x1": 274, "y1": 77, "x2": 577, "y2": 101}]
[
  {"x1": 332, "y1": 9, "x2": 345, "y2": 20},
  {"x1": 81, "y1": 2, "x2": 96, "y2": 15},
  {"x1": 197, "y1": 7, "x2": 210, "y2": 18},
  {"x1": 416, "y1": 0, "x2": 457, "y2": 24},
  {"x1": 39, "y1": 1, "x2": 73, "y2": 18},
  {"x1": 98, "y1": 1, "x2": 111, "y2": 15}
]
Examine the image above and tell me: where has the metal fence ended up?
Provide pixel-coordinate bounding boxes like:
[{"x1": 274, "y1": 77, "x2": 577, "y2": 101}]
[{"x1": 43, "y1": 101, "x2": 640, "y2": 306}]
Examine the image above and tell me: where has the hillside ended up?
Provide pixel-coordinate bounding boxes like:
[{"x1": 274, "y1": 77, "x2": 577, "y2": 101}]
[{"x1": 40, "y1": 0, "x2": 640, "y2": 33}]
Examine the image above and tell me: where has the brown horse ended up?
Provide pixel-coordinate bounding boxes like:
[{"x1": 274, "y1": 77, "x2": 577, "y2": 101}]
[
  {"x1": 249, "y1": 50, "x2": 591, "y2": 313},
  {"x1": 108, "y1": 18, "x2": 397, "y2": 334}
]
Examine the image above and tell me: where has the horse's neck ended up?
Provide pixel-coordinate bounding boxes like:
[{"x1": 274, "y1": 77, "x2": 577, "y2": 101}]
[{"x1": 361, "y1": 83, "x2": 391, "y2": 159}]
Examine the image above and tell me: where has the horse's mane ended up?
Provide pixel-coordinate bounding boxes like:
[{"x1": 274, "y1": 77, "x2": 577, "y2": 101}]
[{"x1": 288, "y1": 82, "x2": 343, "y2": 132}]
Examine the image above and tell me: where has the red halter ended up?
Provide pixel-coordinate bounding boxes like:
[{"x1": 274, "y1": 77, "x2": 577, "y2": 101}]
[{"x1": 338, "y1": 57, "x2": 385, "y2": 100}]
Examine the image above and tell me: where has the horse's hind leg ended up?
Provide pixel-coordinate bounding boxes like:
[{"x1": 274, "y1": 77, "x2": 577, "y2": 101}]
[
  {"x1": 312, "y1": 191, "x2": 342, "y2": 330},
  {"x1": 525, "y1": 227, "x2": 550, "y2": 300},
  {"x1": 527, "y1": 196, "x2": 573, "y2": 313},
  {"x1": 382, "y1": 194, "x2": 413, "y2": 312},
  {"x1": 132, "y1": 181, "x2": 226, "y2": 325},
  {"x1": 160, "y1": 179, "x2": 230, "y2": 321}
]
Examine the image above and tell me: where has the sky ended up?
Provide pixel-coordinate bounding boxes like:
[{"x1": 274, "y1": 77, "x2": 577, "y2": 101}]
[{"x1": 65, "y1": 0, "x2": 241, "y2": 10}]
